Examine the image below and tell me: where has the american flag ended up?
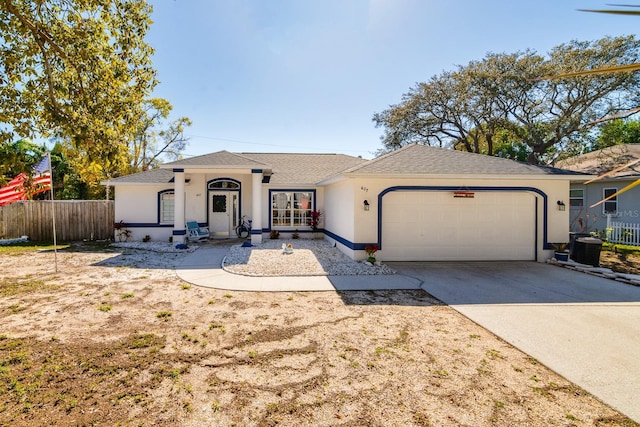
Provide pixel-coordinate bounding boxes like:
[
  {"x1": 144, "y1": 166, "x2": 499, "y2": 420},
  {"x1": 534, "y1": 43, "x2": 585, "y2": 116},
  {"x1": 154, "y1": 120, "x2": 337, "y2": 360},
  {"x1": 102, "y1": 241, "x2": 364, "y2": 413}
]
[{"x1": 0, "y1": 156, "x2": 52, "y2": 206}]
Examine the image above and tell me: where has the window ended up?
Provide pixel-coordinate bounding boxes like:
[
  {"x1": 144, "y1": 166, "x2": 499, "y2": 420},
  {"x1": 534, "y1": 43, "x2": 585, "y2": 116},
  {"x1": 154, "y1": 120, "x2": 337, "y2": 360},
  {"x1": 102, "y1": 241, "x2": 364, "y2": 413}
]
[
  {"x1": 271, "y1": 191, "x2": 313, "y2": 228},
  {"x1": 603, "y1": 188, "x2": 618, "y2": 214},
  {"x1": 160, "y1": 191, "x2": 174, "y2": 223},
  {"x1": 569, "y1": 189, "x2": 584, "y2": 208},
  {"x1": 212, "y1": 194, "x2": 227, "y2": 213},
  {"x1": 208, "y1": 179, "x2": 239, "y2": 189}
]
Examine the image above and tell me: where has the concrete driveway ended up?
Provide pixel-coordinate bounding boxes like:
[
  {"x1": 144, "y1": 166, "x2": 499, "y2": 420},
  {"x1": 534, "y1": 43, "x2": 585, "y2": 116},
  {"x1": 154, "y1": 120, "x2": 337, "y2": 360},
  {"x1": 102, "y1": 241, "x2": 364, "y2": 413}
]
[{"x1": 390, "y1": 261, "x2": 640, "y2": 423}]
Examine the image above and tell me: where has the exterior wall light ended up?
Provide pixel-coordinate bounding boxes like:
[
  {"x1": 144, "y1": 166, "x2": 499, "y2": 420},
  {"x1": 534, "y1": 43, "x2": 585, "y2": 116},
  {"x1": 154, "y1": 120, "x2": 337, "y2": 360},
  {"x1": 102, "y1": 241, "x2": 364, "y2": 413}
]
[
  {"x1": 557, "y1": 200, "x2": 566, "y2": 211},
  {"x1": 363, "y1": 200, "x2": 370, "y2": 211}
]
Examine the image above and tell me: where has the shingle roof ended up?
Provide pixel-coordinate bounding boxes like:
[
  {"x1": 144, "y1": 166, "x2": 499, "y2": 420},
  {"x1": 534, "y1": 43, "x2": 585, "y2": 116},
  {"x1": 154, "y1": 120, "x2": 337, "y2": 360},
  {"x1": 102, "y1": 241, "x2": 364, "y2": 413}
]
[
  {"x1": 162, "y1": 150, "x2": 270, "y2": 168},
  {"x1": 106, "y1": 152, "x2": 367, "y2": 185},
  {"x1": 106, "y1": 168, "x2": 175, "y2": 184},
  {"x1": 105, "y1": 144, "x2": 583, "y2": 186},
  {"x1": 240, "y1": 153, "x2": 367, "y2": 184},
  {"x1": 555, "y1": 144, "x2": 640, "y2": 178},
  {"x1": 344, "y1": 143, "x2": 582, "y2": 176}
]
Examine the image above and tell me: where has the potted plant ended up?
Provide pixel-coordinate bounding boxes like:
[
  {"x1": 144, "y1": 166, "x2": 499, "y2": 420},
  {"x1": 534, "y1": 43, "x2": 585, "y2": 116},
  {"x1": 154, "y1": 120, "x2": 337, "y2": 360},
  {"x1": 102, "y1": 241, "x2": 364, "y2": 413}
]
[
  {"x1": 551, "y1": 242, "x2": 569, "y2": 261},
  {"x1": 364, "y1": 244, "x2": 378, "y2": 264}
]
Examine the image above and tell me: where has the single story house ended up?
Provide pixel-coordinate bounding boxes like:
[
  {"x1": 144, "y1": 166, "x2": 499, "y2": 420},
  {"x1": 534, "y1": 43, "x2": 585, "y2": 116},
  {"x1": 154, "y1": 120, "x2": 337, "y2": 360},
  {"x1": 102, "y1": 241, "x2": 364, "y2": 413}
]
[
  {"x1": 555, "y1": 144, "x2": 640, "y2": 233},
  {"x1": 102, "y1": 143, "x2": 587, "y2": 262}
]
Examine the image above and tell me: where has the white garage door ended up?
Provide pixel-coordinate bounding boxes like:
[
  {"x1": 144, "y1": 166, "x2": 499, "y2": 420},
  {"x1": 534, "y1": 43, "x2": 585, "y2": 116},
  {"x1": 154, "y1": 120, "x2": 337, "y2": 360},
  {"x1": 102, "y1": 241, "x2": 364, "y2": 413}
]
[{"x1": 381, "y1": 191, "x2": 536, "y2": 261}]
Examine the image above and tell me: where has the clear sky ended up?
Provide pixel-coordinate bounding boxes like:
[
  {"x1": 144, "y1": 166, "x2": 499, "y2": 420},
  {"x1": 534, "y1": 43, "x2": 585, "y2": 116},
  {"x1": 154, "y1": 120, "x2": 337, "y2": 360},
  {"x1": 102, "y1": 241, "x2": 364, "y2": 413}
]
[{"x1": 146, "y1": 0, "x2": 640, "y2": 160}]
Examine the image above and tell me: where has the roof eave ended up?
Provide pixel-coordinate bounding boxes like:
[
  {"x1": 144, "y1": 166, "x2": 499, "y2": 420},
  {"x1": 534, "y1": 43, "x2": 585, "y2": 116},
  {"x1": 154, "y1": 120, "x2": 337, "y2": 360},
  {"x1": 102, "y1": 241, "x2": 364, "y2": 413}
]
[
  {"x1": 339, "y1": 172, "x2": 593, "y2": 180},
  {"x1": 101, "y1": 181, "x2": 175, "y2": 187},
  {"x1": 158, "y1": 164, "x2": 273, "y2": 173}
]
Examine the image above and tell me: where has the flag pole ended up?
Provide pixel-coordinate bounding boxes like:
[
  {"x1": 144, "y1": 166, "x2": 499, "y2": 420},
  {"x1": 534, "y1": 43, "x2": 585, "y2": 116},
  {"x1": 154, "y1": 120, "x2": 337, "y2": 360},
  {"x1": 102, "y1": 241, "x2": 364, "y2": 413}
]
[{"x1": 48, "y1": 152, "x2": 58, "y2": 273}]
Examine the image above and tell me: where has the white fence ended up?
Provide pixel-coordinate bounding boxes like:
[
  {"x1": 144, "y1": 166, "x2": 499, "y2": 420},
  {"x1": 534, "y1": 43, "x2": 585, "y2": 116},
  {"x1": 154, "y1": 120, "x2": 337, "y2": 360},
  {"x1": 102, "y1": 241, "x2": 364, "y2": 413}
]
[{"x1": 606, "y1": 215, "x2": 640, "y2": 246}]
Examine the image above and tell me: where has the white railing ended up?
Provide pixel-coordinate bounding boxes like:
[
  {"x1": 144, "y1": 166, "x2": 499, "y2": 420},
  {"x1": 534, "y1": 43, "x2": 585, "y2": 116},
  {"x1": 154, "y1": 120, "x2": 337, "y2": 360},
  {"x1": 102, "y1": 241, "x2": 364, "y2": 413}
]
[{"x1": 606, "y1": 215, "x2": 640, "y2": 246}]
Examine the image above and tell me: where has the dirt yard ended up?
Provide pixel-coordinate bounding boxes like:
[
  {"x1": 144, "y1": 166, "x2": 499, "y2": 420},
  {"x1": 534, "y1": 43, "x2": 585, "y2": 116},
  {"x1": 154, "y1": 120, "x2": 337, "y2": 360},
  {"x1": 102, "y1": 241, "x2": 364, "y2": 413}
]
[
  {"x1": 599, "y1": 249, "x2": 640, "y2": 275},
  {"x1": 0, "y1": 242, "x2": 637, "y2": 427}
]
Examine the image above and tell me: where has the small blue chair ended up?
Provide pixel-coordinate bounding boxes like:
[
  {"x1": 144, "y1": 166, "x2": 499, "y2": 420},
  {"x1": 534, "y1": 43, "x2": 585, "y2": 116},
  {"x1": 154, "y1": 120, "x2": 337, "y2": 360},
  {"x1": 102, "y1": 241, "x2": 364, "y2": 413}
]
[{"x1": 186, "y1": 221, "x2": 210, "y2": 241}]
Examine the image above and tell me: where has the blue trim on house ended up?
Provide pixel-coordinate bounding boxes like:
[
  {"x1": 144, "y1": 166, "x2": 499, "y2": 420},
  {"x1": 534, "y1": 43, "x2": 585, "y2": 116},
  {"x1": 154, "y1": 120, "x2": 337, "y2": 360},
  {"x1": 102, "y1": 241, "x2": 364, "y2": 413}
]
[
  {"x1": 251, "y1": 229, "x2": 262, "y2": 235},
  {"x1": 267, "y1": 189, "x2": 317, "y2": 230},
  {"x1": 534, "y1": 197, "x2": 539, "y2": 262},
  {"x1": 377, "y1": 186, "x2": 550, "y2": 251},
  {"x1": 251, "y1": 169, "x2": 263, "y2": 173},
  {"x1": 172, "y1": 168, "x2": 184, "y2": 173},
  {"x1": 323, "y1": 229, "x2": 376, "y2": 251},
  {"x1": 120, "y1": 223, "x2": 174, "y2": 228},
  {"x1": 323, "y1": 229, "x2": 356, "y2": 250},
  {"x1": 173, "y1": 229, "x2": 187, "y2": 236}
]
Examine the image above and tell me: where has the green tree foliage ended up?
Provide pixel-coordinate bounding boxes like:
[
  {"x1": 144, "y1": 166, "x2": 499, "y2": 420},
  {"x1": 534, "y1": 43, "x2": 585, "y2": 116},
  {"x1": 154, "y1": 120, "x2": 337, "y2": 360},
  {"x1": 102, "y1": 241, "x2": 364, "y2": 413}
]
[
  {"x1": 373, "y1": 36, "x2": 640, "y2": 164},
  {"x1": 130, "y1": 98, "x2": 192, "y2": 173},
  {"x1": 592, "y1": 119, "x2": 640, "y2": 151},
  {"x1": 0, "y1": 0, "x2": 158, "y2": 196},
  {"x1": 0, "y1": 139, "x2": 46, "y2": 185}
]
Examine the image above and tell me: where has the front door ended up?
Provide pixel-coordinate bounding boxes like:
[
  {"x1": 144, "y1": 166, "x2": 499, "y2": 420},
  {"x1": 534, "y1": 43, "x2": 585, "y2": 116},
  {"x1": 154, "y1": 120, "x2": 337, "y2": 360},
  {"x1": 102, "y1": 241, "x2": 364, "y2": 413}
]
[{"x1": 209, "y1": 191, "x2": 238, "y2": 237}]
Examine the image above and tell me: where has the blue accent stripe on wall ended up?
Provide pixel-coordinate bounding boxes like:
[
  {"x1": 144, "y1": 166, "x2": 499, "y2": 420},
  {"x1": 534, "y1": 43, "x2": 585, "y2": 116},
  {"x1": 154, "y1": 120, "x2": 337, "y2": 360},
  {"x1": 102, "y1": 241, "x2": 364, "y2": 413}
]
[
  {"x1": 251, "y1": 169, "x2": 263, "y2": 173},
  {"x1": 173, "y1": 168, "x2": 184, "y2": 173},
  {"x1": 121, "y1": 223, "x2": 175, "y2": 228},
  {"x1": 173, "y1": 229, "x2": 187, "y2": 236},
  {"x1": 323, "y1": 229, "x2": 375, "y2": 251}
]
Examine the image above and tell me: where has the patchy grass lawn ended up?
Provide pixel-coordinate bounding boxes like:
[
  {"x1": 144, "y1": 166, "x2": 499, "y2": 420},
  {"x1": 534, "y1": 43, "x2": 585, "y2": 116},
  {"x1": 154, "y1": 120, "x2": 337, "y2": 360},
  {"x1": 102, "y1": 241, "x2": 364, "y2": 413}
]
[{"x1": 0, "y1": 242, "x2": 637, "y2": 426}]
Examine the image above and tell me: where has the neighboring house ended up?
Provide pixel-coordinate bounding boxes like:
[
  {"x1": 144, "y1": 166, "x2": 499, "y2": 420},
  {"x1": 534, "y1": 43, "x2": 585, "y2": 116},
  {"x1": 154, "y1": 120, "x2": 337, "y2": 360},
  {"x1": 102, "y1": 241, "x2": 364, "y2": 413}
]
[
  {"x1": 102, "y1": 144, "x2": 586, "y2": 262},
  {"x1": 555, "y1": 144, "x2": 640, "y2": 234}
]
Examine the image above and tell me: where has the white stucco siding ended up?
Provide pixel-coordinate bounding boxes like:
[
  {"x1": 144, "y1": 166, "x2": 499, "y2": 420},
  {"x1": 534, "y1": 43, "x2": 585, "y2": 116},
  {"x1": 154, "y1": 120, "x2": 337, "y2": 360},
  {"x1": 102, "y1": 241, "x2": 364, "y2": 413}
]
[
  {"x1": 323, "y1": 180, "x2": 356, "y2": 257},
  {"x1": 115, "y1": 185, "x2": 167, "y2": 224},
  {"x1": 346, "y1": 177, "x2": 570, "y2": 262},
  {"x1": 113, "y1": 185, "x2": 171, "y2": 241},
  {"x1": 184, "y1": 174, "x2": 206, "y2": 223}
]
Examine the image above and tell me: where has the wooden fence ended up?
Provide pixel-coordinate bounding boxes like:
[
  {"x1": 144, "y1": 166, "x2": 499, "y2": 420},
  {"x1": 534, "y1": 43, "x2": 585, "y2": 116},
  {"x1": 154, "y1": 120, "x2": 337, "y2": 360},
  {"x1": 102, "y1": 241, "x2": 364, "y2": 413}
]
[{"x1": 0, "y1": 200, "x2": 114, "y2": 242}]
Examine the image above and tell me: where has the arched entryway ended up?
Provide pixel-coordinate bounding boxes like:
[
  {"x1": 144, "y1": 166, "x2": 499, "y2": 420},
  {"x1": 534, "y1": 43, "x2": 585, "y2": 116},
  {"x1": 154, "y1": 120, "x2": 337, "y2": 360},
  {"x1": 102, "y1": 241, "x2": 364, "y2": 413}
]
[{"x1": 207, "y1": 178, "x2": 240, "y2": 238}]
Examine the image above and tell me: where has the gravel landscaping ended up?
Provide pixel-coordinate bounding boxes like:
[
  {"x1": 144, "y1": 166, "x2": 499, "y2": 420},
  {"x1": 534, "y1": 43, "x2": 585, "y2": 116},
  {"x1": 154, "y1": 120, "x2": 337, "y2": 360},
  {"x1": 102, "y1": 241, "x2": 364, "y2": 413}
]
[{"x1": 222, "y1": 239, "x2": 395, "y2": 276}]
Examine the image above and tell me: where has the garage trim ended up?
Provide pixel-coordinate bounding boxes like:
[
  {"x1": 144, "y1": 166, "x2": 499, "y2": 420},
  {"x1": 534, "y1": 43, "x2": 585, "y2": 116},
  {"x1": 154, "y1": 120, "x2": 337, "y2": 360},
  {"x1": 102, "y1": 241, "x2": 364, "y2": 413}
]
[{"x1": 377, "y1": 186, "x2": 550, "y2": 259}]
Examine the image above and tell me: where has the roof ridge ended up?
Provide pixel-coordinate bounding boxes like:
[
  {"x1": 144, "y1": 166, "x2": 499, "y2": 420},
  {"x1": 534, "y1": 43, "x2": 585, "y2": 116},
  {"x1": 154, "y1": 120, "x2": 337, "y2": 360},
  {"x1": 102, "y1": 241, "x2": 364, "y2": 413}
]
[
  {"x1": 342, "y1": 143, "x2": 418, "y2": 173},
  {"x1": 227, "y1": 151, "x2": 271, "y2": 166},
  {"x1": 239, "y1": 152, "x2": 345, "y2": 156}
]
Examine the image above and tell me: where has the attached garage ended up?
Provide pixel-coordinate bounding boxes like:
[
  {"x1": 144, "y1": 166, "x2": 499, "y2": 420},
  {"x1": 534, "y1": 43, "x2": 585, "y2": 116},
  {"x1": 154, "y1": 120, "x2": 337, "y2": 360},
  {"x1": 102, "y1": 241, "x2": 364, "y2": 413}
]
[{"x1": 381, "y1": 190, "x2": 536, "y2": 261}]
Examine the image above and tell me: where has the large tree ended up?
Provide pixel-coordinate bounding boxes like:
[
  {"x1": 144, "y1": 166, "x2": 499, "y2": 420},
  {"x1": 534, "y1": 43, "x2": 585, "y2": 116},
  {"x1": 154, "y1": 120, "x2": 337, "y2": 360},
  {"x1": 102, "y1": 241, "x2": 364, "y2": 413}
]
[
  {"x1": 373, "y1": 36, "x2": 640, "y2": 164},
  {"x1": 0, "y1": 0, "x2": 158, "y2": 195},
  {"x1": 130, "y1": 98, "x2": 192, "y2": 173},
  {"x1": 591, "y1": 118, "x2": 640, "y2": 151}
]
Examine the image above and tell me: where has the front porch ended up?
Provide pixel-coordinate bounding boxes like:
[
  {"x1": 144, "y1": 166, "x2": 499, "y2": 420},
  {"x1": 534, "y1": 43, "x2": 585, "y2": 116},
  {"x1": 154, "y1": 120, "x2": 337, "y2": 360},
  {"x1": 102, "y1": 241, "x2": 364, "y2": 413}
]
[{"x1": 169, "y1": 167, "x2": 268, "y2": 246}]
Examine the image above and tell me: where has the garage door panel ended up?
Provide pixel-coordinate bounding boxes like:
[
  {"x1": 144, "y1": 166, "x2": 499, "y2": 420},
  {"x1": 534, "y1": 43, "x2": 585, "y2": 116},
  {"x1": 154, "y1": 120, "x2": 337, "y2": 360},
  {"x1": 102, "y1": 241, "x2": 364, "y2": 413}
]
[{"x1": 381, "y1": 191, "x2": 535, "y2": 261}]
